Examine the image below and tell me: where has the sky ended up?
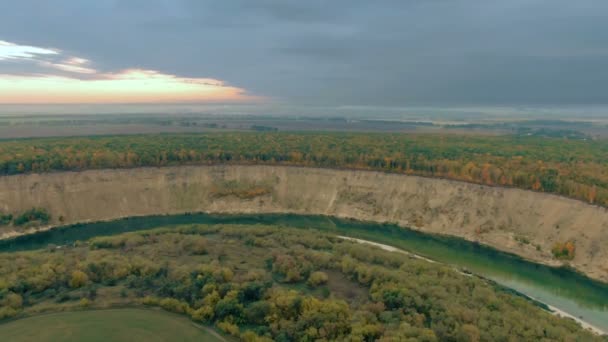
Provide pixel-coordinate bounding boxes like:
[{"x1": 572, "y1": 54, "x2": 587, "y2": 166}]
[{"x1": 1, "y1": 0, "x2": 607, "y2": 107}]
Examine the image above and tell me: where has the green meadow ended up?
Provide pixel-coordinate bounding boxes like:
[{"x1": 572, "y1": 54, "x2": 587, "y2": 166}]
[{"x1": 0, "y1": 309, "x2": 224, "y2": 342}]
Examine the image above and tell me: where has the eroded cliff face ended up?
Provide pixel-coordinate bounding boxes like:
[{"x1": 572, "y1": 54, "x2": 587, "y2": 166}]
[{"x1": 0, "y1": 165, "x2": 607, "y2": 281}]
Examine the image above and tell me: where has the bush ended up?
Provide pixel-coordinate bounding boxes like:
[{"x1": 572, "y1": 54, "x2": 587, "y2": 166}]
[
  {"x1": 551, "y1": 241, "x2": 575, "y2": 260},
  {"x1": 55, "y1": 293, "x2": 72, "y2": 303},
  {"x1": 2, "y1": 292, "x2": 23, "y2": 309},
  {"x1": 214, "y1": 298, "x2": 243, "y2": 321},
  {"x1": 141, "y1": 296, "x2": 160, "y2": 306},
  {"x1": 159, "y1": 298, "x2": 189, "y2": 314},
  {"x1": 187, "y1": 236, "x2": 207, "y2": 255},
  {"x1": 210, "y1": 180, "x2": 273, "y2": 199},
  {"x1": 191, "y1": 305, "x2": 214, "y2": 322},
  {"x1": 69, "y1": 270, "x2": 89, "y2": 288},
  {"x1": 0, "y1": 307, "x2": 17, "y2": 320},
  {"x1": 241, "y1": 330, "x2": 273, "y2": 342},
  {"x1": 89, "y1": 234, "x2": 146, "y2": 249},
  {"x1": 244, "y1": 301, "x2": 270, "y2": 325},
  {"x1": 13, "y1": 208, "x2": 50, "y2": 226},
  {"x1": 0, "y1": 213, "x2": 12, "y2": 225},
  {"x1": 307, "y1": 271, "x2": 329, "y2": 287},
  {"x1": 217, "y1": 320, "x2": 240, "y2": 336},
  {"x1": 241, "y1": 282, "x2": 266, "y2": 302}
]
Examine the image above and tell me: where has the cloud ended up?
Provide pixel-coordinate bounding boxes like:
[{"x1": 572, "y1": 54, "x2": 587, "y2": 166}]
[
  {"x1": 0, "y1": 39, "x2": 96, "y2": 75},
  {"x1": 1, "y1": 1, "x2": 608, "y2": 106},
  {"x1": 0, "y1": 69, "x2": 260, "y2": 104},
  {"x1": 44, "y1": 57, "x2": 97, "y2": 74},
  {"x1": 0, "y1": 39, "x2": 260, "y2": 104},
  {"x1": 0, "y1": 40, "x2": 58, "y2": 60}
]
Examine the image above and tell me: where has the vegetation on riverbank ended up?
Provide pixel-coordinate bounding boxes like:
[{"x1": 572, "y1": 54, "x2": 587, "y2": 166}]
[
  {"x1": 0, "y1": 224, "x2": 602, "y2": 341},
  {"x1": 1, "y1": 133, "x2": 606, "y2": 206},
  {"x1": 0, "y1": 208, "x2": 50, "y2": 229}
]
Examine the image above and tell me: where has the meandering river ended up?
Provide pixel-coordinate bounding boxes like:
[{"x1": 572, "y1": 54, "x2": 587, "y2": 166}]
[{"x1": 1, "y1": 213, "x2": 607, "y2": 333}]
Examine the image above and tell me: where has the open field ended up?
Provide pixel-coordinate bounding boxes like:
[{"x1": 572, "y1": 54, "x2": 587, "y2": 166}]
[
  {"x1": 2, "y1": 112, "x2": 608, "y2": 138},
  {"x1": 0, "y1": 309, "x2": 224, "y2": 342}
]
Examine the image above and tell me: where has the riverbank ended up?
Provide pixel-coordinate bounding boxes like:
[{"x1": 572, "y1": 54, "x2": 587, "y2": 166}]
[
  {"x1": 1, "y1": 165, "x2": 607, "y2": 282},
  {"x1": 1, "y1": 213, "x2": 607, "y2": 333},
  {"x1": 338, "y1": 235, "x2": 606, "y2": 335}
]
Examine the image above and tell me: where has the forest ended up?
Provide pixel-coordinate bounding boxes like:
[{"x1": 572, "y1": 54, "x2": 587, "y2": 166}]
[
  {"x1": 0, "y1": 224, "x2": 602, "y2": 341},
  {"x1": 0, "y1": 133, "x2": 607, "y2": 206}
]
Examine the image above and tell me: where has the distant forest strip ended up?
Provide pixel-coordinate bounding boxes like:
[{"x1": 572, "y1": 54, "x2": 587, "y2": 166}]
[{"x1": 1, "y1": 133, "x2": 607, "y2": 205}]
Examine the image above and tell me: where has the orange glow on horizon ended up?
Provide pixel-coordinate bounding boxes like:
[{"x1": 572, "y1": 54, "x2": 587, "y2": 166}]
[{"x1": 0, "y1": 69, "x2": 261, "y2": 104}]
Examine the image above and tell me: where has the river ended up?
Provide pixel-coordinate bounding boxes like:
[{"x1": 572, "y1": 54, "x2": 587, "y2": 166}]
[{"x1": 0, "y1": 213, "x2": 607, "y2": 333}]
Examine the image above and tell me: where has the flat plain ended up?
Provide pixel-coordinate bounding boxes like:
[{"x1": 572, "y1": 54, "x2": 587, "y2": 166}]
[{"x1": 0, "y1": 309, "x2": 224, "y2": 342}]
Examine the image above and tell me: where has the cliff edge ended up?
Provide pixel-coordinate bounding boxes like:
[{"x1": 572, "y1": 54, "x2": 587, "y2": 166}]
[{"x1": 1, "y1": 165, "x2": 607, "y2": 282}]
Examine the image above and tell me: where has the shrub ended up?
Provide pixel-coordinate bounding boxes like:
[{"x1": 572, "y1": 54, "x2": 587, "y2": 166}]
[
  {"x1": 191, "y1": 305, "x2": 214, "y2": 322},
  {"x1": 307, "y1": 271, "x2": 329, "y2": 287},
  {"x1": 79, "y1": 298, "x2": 91, "y2": 307},
  {"x1": 213, "y1": 268, "x2": 234, "y2": 283},
  {"x1": 214, "y1": 298, "x2": 243, "y2": 321},
  {"x1": 159, "y1": 297, "x2": 189, "y2": 314},
  {"x1": 285, "y1": 269, "x2": 302, "y2": 283},
  {"x1": 241, "y1": 330, "x2": 273, "y2": 342},
  {"x1": 89, "y1": 234, "x2": 146, "y2": 249},
  {"x1": 69, "y1": 270, "x2": 89, "y2": 288},
  {"x1": 55, "y1": 293, "x2": 72, "y2": 303},
  {"x1": 210, "y1": 180, "x2": 273, "y2": 199},
  {"x1": 244, "y1": 301, "x2": 270, "y2": 325},
  {"x1": 514, "y1": 235, "x2": 530, "y2": 245},
  {"x1": 2, "y1": 292, "x2": 23, "y2": 309},
  {"x1": 0, "y1": 213, "x2": 12, "y2": 225},
  {"x1": 551, "y1": 241, "x2": 575, "y2": 260},
  {"x1": 141, "y1": 296, "x2": 160, "y2": 306},
  {"x1": 187, "y1": 236, "x2": 207, "y2": 255},
  {"x1": 13, "y1": 208, "x2": 50, "y2": 226},
  {"x1": 241, "y1": 282, "x2": 266, "y2": 302},
  {"x1": 0, "y1": 307, "x2": 17, "y2": 320},
  {"x1": 217, "y1": 320, "x2": 240, "y2": 336}
]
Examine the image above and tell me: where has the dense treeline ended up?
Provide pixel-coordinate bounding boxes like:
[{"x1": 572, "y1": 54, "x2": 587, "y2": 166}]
[
  {"x1": 0, "y1": 225, "x2": 602, "y2": 341},
  {"x1": 1, "y1": 133, "x2": 607, "y2": 205}
]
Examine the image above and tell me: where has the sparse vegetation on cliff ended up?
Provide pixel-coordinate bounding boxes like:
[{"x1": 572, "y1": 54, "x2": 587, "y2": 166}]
[
  {"x1": 210, "y1": 180, "x2": 273, "y2": 199},
  {"x1": 552, "y1": 241, "x2": 576, "y2": 260},
  {"x1": 0, "y1": 208, "x2": 50, "y2": 228},
  {"x1": 0, "y1": 213, "x2": 12, "y2": 226},
  {"x1": 12, "y1": 208, "x2": 50, "y2": 227}
]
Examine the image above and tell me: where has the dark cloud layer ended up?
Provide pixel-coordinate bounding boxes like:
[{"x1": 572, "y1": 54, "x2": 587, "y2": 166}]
[{"x1": 1, "y1": 0, "x2": 607, "y2": 105}]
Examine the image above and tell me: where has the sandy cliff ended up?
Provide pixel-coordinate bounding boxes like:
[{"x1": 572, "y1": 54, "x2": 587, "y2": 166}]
[{"x1": 0, "y1": 165, "x2": 607, "y2": 282}]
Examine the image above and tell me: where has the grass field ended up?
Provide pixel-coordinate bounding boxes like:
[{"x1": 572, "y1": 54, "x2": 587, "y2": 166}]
[{"x1": 0, "y1": 309, "x2": 225, "y2": 342}]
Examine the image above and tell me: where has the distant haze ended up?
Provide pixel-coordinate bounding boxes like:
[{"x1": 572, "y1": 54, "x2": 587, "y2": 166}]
[{"x1": 2, "y1": 104, "x2": 608, "y2": 122}]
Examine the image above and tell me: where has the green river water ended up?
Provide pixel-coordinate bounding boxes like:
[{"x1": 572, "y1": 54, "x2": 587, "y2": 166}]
[{"x1": 1, "y1": 213, "x2": 607, "y2": 333}]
